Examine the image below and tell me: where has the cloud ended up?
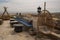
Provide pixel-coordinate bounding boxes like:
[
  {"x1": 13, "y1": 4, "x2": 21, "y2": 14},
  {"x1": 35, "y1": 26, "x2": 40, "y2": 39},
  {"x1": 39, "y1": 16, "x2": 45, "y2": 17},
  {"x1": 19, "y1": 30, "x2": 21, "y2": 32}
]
[
  {"x1": 0, "y1": 0, "x2": 41, "y2": 13},
  {"x1": 0, "y1": 0, "x2": 10, "y2": 3},
  {"x1": 0, "y1": 0, "x2": 60, "y2": 13}
]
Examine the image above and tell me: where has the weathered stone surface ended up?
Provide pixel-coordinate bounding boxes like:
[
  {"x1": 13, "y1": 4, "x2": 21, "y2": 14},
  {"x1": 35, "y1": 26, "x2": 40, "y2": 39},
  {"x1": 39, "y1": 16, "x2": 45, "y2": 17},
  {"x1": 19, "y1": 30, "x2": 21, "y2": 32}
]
[{"x1": 0, "y1": 20, "x2": 35, "y2": 40}]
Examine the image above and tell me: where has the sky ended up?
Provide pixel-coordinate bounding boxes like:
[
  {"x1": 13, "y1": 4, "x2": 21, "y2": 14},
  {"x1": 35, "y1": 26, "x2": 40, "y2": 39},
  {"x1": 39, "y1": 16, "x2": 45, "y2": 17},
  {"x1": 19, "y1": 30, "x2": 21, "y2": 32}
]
[{"x1": 0, "y1": 0, "x2": 60, "y2": 13}]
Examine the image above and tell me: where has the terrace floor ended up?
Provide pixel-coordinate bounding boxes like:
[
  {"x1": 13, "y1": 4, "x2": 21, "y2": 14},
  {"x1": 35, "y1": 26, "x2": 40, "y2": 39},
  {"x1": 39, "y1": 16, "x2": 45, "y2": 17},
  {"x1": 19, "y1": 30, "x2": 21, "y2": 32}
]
[
  {"x1": 0, "y1": 20, "x2": 35, "y2": 40},
  {"x1": 0, "y1": 20, "x2": 59, "y2": 40}
]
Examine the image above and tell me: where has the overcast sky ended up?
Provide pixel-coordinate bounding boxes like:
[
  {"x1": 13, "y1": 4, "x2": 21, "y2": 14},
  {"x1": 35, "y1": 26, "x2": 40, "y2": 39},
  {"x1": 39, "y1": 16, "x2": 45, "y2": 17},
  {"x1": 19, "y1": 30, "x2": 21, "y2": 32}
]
[{"x1": 0, "y1": 0, "x2": 60, "y2": 13}]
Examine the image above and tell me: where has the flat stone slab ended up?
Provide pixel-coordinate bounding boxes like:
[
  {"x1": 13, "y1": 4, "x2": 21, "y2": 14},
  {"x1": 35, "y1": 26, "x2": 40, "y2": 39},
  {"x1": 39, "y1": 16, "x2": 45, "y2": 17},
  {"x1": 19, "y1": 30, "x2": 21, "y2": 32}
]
[
  {"x1": 10, "y1": 18, "x2": 15, "y2": 21},
  {"x1": 10, "y1": 21, "x2": 18, "y2": 24},
  {"x1": 13, "y1": 24, "x2": 24, "y2": 27}
]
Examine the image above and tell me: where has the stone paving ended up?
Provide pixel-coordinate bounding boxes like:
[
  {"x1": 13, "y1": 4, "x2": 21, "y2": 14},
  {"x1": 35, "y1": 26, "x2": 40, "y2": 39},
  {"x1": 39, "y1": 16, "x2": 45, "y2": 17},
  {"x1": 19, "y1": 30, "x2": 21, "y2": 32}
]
[{"x1": 0, "y1": 20, "x2": 35, "y2": 40}]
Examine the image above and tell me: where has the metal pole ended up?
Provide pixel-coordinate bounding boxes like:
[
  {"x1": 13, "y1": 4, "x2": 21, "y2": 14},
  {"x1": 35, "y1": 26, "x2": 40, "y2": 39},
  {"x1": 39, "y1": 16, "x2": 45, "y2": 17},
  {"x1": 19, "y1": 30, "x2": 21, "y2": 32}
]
[
  {"x1": 44, "y1": 2, "x2": 46, "y2": 11},
  {"x1": 44, "y1": 2, "x2": 46, "y2": 23}
]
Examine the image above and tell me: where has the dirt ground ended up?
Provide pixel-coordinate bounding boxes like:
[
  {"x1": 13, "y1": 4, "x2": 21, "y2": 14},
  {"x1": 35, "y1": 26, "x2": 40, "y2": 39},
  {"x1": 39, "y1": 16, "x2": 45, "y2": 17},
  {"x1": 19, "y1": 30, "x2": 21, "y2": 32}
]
[{"x1": 0, "y1": 20, "x2": 35, "y2": 40}]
